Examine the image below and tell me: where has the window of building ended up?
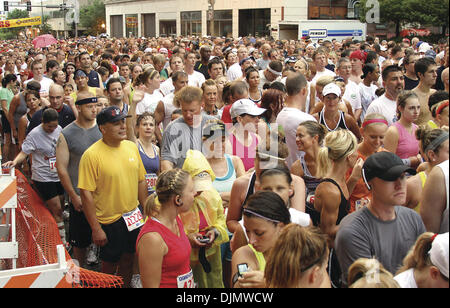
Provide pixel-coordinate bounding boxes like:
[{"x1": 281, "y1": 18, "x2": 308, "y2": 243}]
[
  {"x1": 125, "y1": 14, "x2": 138, "y2": 37},
  {"x1": 347, "y1": 0, "x2": 360, "y2": 19},
  {"x1": 207, "y1": 10, "x2": 232, "y2": 37},
  {"x1": 181, "y1": 11, "x2": 202, "y2": 36}
]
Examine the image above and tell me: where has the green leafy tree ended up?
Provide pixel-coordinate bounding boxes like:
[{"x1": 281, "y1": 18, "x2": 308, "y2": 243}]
[
  {"x1": 409, "y1": 0, "x2": 449, "y2": 36},
  {"x1": 0, "y1": 8, "x2": 30, "y2": 39},
  {"x1": 358, "y1": 0, "x2": 449, "y2": 37},
  {"x1": 79, "y1": 0, "x2": 106, "y2": 35}
]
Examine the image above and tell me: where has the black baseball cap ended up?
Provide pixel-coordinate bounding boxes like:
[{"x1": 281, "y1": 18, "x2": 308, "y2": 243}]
[
  {"x1": 362, "y1": 152, "x2": 416, "y2": 183},
  {"x1": 96, "y1": 106, "x2": 131, "y2": 126}
]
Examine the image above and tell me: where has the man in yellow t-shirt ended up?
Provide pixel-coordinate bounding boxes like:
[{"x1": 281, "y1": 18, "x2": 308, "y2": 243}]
[{"x1": 78, "y1": 105, "x2": 147, "y2": 288}]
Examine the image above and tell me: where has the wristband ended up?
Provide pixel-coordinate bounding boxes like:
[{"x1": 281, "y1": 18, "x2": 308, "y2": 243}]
[{"x1": 401, "y1": 158, "x2": 411, "y2": 166}]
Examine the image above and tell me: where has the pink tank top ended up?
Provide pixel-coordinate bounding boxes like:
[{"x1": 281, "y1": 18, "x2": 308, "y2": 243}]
[
  {"x1": 230, "y1": 132, "x2": 258, "y2": 171},
  {"x1": 136, "y1": 216, "x2": 192, "y2": 288},
  {"x1": 393, "y1": 122, "x2": 419, "y2": 159}
]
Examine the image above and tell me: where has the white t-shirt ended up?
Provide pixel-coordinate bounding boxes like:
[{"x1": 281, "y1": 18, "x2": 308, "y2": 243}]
[
  {"x1": 276, "y1": 107, "x2": 317, "y2": 168},
  {"x1": 343, "y1": 80, "x2": 362, "y2": 113},
  {"x1": 394, "y1": 268, "x2": 418, "y2": 288},
  {"x1": 161, "y1": 93, "x2": 178, "y2": 129},
  {"x1": 159, "y1": 72, "x2": 206, "y2": 97},
  {"x1": 358, "y1": 82, "x2": 379, "y2": 122},
  {"x1": 311, "y1": 68, "x2": 336, "y2": 86},
  {"x1": 188, "y1": 71, "x2": 206, "y2": 88},
  {"x1": 25, "y1": 77, "x2": 53, "y2": 96},
  {"x1": 365, "y1": 94, "x2": 398, "y2": 126},
  {"x1": 136, "y1": 91, "x2": 164, "y2": 115},
  {"x1": 226, "y1": 62, "x2": 242, "y2": 81},
  {"x1": 159, "y1": 78, "x2": 174, "y2": 97}
]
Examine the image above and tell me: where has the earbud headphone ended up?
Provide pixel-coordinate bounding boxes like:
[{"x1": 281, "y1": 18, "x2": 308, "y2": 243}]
[{"x1": 175, "y1": 196, "x2": 183, "y2": 207}]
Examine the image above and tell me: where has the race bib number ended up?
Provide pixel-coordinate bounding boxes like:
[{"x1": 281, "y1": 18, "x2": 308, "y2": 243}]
[
  {"x1": 122, "y1": 207, "x2": 144, "y2": 232},
  {"x1": 177, "y1": 269, "x2": 195, "y2": 288},
  {"x1": 145, "y1": 173, "x2": 157, "y2": 195},
  {"x1": 48, "y1": 157, "x2": 57, "y2": 173}
]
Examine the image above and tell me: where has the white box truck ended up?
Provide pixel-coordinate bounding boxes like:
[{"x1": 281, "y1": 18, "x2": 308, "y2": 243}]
[{"x1": 277, "y1": 20, "x2": 367, "y2": 42}]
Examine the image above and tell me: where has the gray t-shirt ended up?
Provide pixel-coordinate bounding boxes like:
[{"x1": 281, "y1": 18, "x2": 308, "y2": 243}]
[
  {"x1": 62, "y1": 122, "x2": 102, "y2": 195},
  {"x1": 335, "y1": 206, "x2": 426, "y2": 286},
  {"x1": 161, "y1": 114, "x2": 215, "y2": 169},
  {"x1": 22, "y1": 124, "x2": 62, "y2": 182}
]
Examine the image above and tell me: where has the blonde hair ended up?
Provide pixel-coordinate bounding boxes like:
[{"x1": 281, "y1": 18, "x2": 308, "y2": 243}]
[
  {"x1": 396, "y1": 232, "x2": 435, "y2": 275},
  {"x1": 315, "y1": 75, "x2": 335, "y2": 89},
  {"x1": 201, "y1": 79, "x2": 217, "y2": 92},
  {"x1": 265, "y1": 224, "x2": 328, "y2": 288},
  {"x1": 143, "y1": 169, "x2": 190, "y2": 218},
  {"x1": 348, "y1": 258, "x2": 400, "y2": 288},
  {"x1": 175, "y1": 86, "x2": 203, "y2": 106},
  {"x1": 361, "y1": 113, "x2": 388, "y2": 131},
  {"x1": 317, "y1": 129, "x2": 358, "y2": 178}
]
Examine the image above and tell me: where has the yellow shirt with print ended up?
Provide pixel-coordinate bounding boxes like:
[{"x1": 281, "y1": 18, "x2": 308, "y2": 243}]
[{"x1": 78, "y1": 139, "x2": 146, "y2": 225}]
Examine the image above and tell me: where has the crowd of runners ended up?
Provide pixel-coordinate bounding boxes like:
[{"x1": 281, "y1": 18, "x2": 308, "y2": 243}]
[{"x1": 0, "y1": 33, "x2": 448, "y2": 288}]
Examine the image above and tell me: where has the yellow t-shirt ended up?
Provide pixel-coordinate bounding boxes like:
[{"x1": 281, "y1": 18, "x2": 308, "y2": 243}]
[
  {"x1": 78, "y1": 139, "x2": 146, "y2": 225},
  {"x1": 70, "y1": 87, "x2": 98, "y2": 102}
]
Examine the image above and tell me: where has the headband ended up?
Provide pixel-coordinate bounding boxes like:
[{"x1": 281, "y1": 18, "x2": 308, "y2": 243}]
[
  {"x1": 75, "y1": 96, "x2": 98, "y2": 105},
  {"x1": 424, "y1": 132, "x2": 449, "y2": 153},
  {"x1": 362, "y1": 119, "x2": 389, "y2": 128},
  {"x1": 257, "y1": 152, "x2": 286, "y2": 162},
  {"x1": 436, "y1": 101, "x2": 449, "y2": 116},
  {"x1": 243, "y1": 208, "x2": 280, "y2": 223},
  {"x1": 267, "y1": 66, "x2": 282, "y2": 76}
]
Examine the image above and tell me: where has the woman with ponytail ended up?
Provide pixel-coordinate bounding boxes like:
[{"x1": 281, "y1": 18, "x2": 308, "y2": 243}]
[
  {"x1": 133, "y1": 68, "x2": 163, "y2": 115},
  {"x1": 404, "y1": 126, "x2": 449, "y2": 213},
  {"x1": 231, "y1": 191, "x2": 291, "y2": 288},
  {"x1": 136, "y1": 169, "x2": 196, "y2": 288},
  {"x1": 394, "y1": 232, "x2": 449, "y2": 288},
  {"x1": 313, "y1": 129, "x2": 361, "y2": 288},
  {"x1": 346, "y1": 113, "x2": 389, "y2": 212}
]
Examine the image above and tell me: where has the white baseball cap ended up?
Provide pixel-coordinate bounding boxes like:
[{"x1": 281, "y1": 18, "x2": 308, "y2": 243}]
[
  {"x1": 322, "y1": 83, "x2": 342, "y2": 97},
  {"x1": 418, "y1": 42, "x2": 432, "y2": 53},
  {"x1": 230, "y1": 99, "x2": 266, "y2": 119},
  {"x1": 429, "y1": 232, "x2": 449, "y2": 279}
]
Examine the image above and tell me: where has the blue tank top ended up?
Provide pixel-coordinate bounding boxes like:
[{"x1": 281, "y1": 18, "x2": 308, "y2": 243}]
[
  {"x1": 137, "y1": 141, "x2": 159, "y2": 195},
  {"x1": 212, "y1": 154, "x2": 236, "y2": 193}
]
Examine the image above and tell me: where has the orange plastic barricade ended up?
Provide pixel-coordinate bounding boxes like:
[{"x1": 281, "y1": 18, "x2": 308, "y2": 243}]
[{"x1": 0, "y1": 169, "x2": 123, "y2": 288}]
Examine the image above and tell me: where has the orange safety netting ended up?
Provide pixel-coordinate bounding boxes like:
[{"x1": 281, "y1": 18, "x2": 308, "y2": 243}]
[{"x1": 2, "y1": 170, "x2": 123, "y2": 288}]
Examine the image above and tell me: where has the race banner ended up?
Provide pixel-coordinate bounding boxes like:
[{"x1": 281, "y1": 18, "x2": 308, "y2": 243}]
[{"x1": 0, "y1": 16, "x2": 42, "y2": 29}]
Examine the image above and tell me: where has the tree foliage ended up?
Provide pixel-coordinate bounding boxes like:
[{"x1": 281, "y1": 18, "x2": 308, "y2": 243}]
[
  {"x1": 79, "y1": 0, "x2": 106, "y2": 35},
  {"x1": 357, "y1": 0, "x2": 449, "y2": 37},
  {"x1": 0, "y1": 9, "x2": 30, "y2": 39}
]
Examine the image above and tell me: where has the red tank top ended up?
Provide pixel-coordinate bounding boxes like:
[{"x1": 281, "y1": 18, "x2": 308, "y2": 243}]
[{"x1": 136, "y1": 216, "x2": 193, "y2": 288}]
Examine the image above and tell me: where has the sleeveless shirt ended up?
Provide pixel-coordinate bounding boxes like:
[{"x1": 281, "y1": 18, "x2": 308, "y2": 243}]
[
  {"x1": 309, "y1": 178, "x2": 350, "y2": 226},
  {"x1": 136, "y1": 217, "x2": 192, "y2": 288},
  {"x1": 61, "y1": 122, "x2": 102, "y2": 195},
  {"x1": 393, "y1": 122, "x2": 419, "y2": 159},
  {"x1": 212, "y1": 154, "x2": 237, "y2": 193},
  {"x1": 319, "y1": 109, "x2": 349, "y2": 132}
]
